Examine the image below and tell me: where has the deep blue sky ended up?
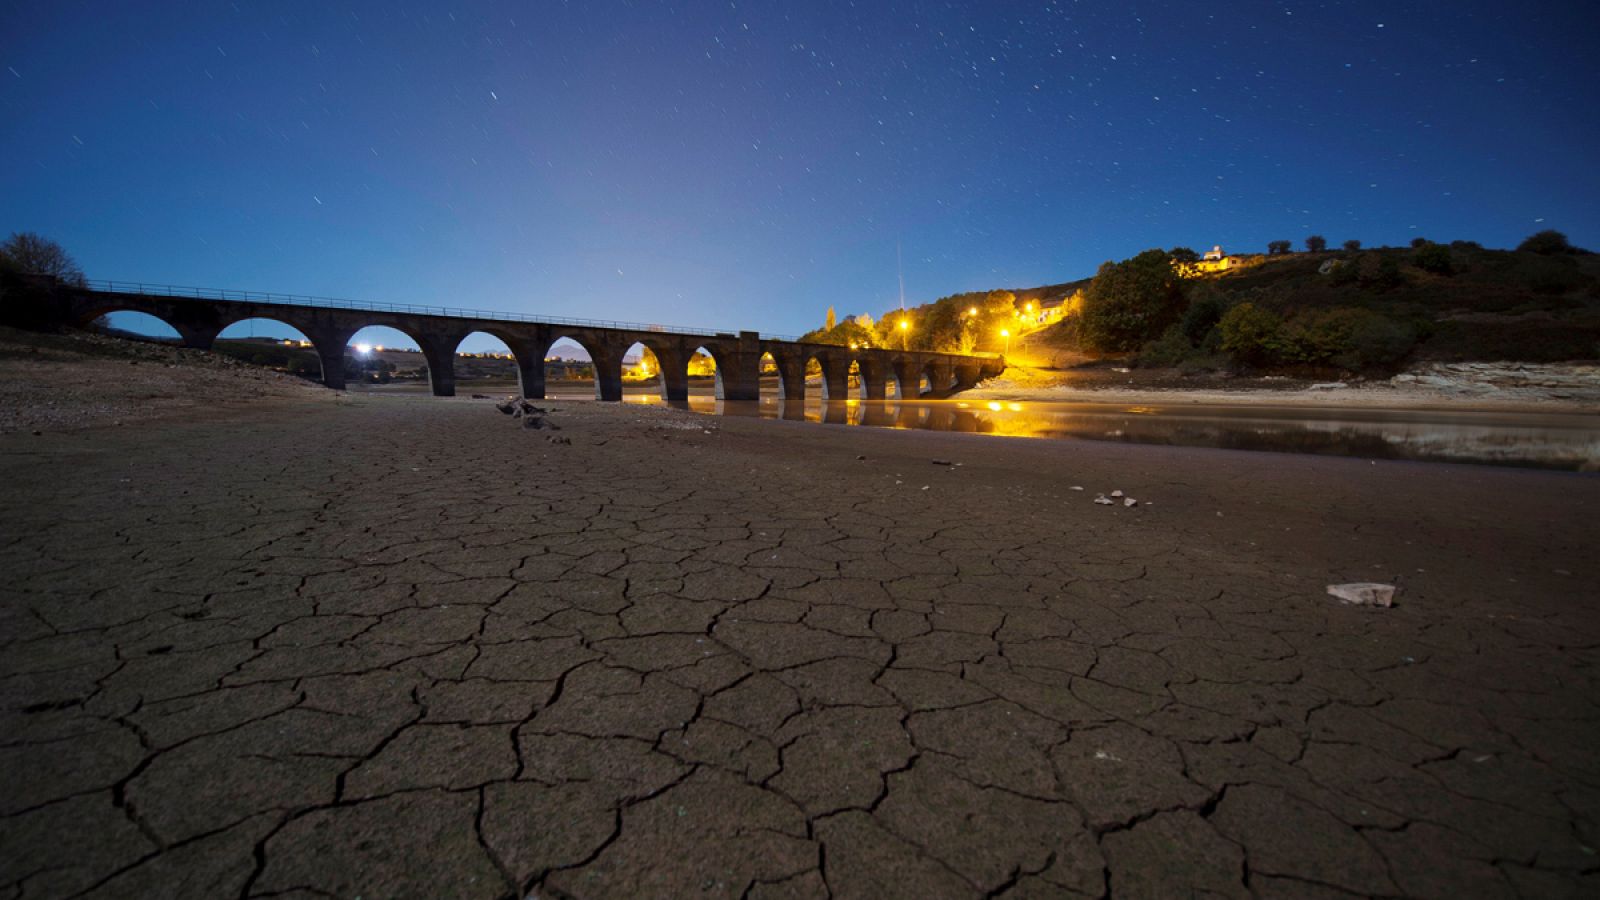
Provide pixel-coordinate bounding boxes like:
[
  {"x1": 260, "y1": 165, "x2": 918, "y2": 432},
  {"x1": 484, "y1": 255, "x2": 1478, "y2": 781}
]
[{"x1": 4, "y1": 1, "x2": 1598, "y2": 351}]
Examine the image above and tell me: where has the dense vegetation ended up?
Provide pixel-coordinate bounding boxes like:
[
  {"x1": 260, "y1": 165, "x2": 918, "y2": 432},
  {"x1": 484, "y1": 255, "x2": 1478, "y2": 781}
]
[{"x1": 826, "y1": 230, "x2": 1598, "y2": 375}]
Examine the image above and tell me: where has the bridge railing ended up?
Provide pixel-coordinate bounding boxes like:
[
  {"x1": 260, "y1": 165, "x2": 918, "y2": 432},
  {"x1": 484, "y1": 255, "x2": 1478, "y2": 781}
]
[{"x1": 82, "y1": 279, "x2": 744, "y2": 339}]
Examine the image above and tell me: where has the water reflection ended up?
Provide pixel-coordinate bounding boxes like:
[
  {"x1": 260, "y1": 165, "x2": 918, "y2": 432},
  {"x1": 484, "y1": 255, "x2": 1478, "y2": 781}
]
[{"x1": 628, "y1": 394, "x2": 1600, "y2": 471}]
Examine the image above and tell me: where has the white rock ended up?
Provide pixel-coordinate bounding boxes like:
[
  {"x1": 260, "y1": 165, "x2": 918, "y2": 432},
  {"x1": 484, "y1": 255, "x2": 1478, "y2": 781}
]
[
  {"x1": 1110, "y1": 490, "x2": 1124, "y2": 498},
  {"x1": 1094, "y1": 495, "x2": 1114, "y2": 506},
  {"x1": 1326, "y1": 583, "x2": 1396, "y2": 607},
  {"x1": 1070, "y1": 486, "x2": 1085, "y2": 491},
  {"x1": 1123, "y1": 497, "x2": 1137, "y2": 507}
]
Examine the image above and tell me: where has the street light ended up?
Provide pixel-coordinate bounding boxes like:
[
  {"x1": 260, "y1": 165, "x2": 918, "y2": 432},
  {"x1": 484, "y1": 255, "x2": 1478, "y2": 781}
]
[
  {"x1": 898, "y1": 318, "x2": 910, "y2": 350},
  {"x1": 1000, "y1": 328, "x2": 1011, "y2": 356}
]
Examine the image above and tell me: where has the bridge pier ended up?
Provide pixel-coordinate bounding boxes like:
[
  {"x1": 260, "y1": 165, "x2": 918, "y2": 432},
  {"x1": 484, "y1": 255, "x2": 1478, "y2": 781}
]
[
  {"x1": 772, "y1": 353, "x2": 807, "y2": 403},
  {"x1": 417, "y1": 337, "x2": 460, "y2": 397},
  {"x1": 858, "y1": 359, "x2": 889, "y2": 401},
  {"x1": 892, "y1": 359, "x2": 924, "y2": 399},
  {"x1": 926, "y1": 361, "x2": 956, "y2": 399},
  {"x1": 953, "y1": 361, "x2": 985, "y2": 393},
  {"x1": 656, "y1": 348, "x2": 690, "y2": 403},
  {"x1": 590, "y1": 341, "x2": 626, "y2": 401},
  {"x1": 306, "y1": 329, "x2": 355, "y2": 391},
  {"x1": 817, "y1": 355, "x2": 850, "y2": 403},
  {"x1": 711, "y1": 332, "x2": 763, "y2": 402},
  {"x1": 175, "y1": 323, "x2": 221, "y2": 351},
  {"x1": 513, "y1": 351, "x2": 545, "y2": 399}
]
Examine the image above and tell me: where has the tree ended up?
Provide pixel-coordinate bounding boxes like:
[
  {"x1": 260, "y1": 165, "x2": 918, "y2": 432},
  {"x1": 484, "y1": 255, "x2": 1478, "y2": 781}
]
[
  {"x1": 1413, "y1": 242, "x2": 1453, "y2": 275},
  {"x1": 1079, "y1": 249, "x2": 1185, "y2": 352},
  {"x1": 1169, "y1": 246, "x2": 1200, "y2": 264},
  {"x1": 1217, "y1": 302, "x2": 1283, "y2": 365},
  {"x1": 1410, "y1": 237, "x2": 1429, "y2": 249},
  {"x1": 1342, "y1": 239, "x2": 1361, "y2": 252},
  {"x1": 824, "y1": 306, "x2": 836, "y2": 331},
  {"x1": 1267, "y1": 240, "x2": 1293, "y2": 255},
  {"x1": 1517, "y1": 230, "x2": 1579, "y2": 255},
  {"x1": 0, "y1": 232, "x2": 87, "y2": 285},
  {"x1": 1305, "y1": 235, "x2": 1327, "y2": 253}
]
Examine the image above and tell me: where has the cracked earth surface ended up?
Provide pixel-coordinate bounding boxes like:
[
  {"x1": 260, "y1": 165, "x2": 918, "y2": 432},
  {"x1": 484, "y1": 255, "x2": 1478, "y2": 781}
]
[{"x1": 1, "y1": 394, "x2": 1597, "y2": 898}]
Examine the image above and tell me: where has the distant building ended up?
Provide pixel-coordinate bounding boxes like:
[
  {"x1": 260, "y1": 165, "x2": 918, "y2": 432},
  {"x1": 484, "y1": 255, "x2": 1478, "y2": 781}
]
[{"x1": 1180, "y1": 245, "x2": 1263, "y2": 277}]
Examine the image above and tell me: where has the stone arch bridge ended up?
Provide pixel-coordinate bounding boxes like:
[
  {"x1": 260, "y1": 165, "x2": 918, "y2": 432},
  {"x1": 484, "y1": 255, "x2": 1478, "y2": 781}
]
[{"x1": 8, "y1": 278, "x2": 1005, "y2": 403}]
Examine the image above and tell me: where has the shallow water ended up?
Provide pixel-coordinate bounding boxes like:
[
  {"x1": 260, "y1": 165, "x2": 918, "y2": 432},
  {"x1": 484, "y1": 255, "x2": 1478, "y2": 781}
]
[
  {"x1": 375, "y1": 379, "x2": 1600, "y2": 471},
  {"x1": 642, "y1": 394, "x2": 1598, "y2": 471}
]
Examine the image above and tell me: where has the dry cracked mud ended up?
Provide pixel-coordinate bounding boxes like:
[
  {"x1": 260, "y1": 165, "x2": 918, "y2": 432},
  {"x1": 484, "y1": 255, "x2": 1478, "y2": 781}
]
[{"x1": 1, "y1": 393, "x2": 1597, "y2": 898}]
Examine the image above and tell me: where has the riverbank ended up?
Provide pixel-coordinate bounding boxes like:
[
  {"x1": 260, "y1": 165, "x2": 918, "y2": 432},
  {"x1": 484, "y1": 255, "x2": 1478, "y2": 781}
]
[
  {"x1": 970, "y1": 361, "x2": 1600, "y2": 414},
  {"x1": 0, "y1": 326, "x2": 337, "y2": 434},
  {"x1": 2, "y1": 382, "x2": 1596, "y2": 896}
]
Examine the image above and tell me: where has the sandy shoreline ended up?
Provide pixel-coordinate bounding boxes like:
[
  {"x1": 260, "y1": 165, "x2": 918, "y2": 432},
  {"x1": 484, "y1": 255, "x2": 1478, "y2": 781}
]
[{"x1": 967, "y1": 362, "x2": 1600, "y2": 415}]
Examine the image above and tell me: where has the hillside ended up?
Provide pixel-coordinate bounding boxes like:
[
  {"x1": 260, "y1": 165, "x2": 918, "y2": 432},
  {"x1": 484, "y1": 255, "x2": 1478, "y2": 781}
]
[{"x1": 992, "y1": 242, "x2": 1600, "y2": 372}]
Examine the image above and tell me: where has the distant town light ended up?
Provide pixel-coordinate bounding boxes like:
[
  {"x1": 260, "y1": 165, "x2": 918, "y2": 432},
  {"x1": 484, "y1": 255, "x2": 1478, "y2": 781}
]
[{"x1": 354, "y1": 342, "x2": 372, "y2": 354}]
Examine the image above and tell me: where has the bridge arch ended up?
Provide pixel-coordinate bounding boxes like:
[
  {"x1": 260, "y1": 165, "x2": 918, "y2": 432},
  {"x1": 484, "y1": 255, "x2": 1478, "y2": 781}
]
[
  {"x1": 621, "y1": 338, "x2": 687, "y2": 402},
  {"x1": 90, "y1": 309, "x2": 184, "y2": 343},
  {"x1": 544, "y1": 331, "x2": 630, "y2": 401},
  {"x1": 688, "y1": 339, "x2": 748, "y2": 398},
  {"x1": 448, "y1": 330, "x2": 527, "y2": 395},
  {"x1": 215, "y1": 317, "x2": 322, "y2": 381}
]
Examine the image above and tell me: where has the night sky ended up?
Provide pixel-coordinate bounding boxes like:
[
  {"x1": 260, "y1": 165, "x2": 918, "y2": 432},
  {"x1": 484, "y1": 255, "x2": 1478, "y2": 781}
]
[{"x1": 4, "y1": 1, "x2": 1598, "y2": 352}]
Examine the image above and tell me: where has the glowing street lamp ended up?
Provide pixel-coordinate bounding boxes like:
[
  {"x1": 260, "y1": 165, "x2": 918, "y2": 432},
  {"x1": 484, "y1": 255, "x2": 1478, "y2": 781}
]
[
  {"x1": 898, "y1": 318, "x2": 910, "y2": 350},
  {"x1": 999, "y1": 328, "x2": 1011, "y2": 355}
]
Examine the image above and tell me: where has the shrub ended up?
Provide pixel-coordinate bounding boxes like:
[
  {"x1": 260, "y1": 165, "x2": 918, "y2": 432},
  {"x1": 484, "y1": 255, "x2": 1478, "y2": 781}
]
[
  {"x1": 1169, "y1": 246, "x2": 1200, "y2": 263},
  {"x1": 1410, "y1": 237, "x2": 1429, "y2": 249},
  {"x1": 1413, "y1": 242, "x2": 1454, "y2": 275},
  {"x1": 1269, "y1": 308, "x2": 1418, "y2": 370},
  {"x1": 1517, "y1": 230, "x2": 1577, "y2": 255},
  {"x1": 1305, "y1": 235, "x2": 1327, "y2": 252},
  {"x1": 1136, "y1": 325, "x2": 1194, "y2": 367},
  {"x1": 1361, "y1": 255, "x2": 1404, "y2": 290},
  {"x1": 1180, "y1": 284, "x2": 1228, "y2": 344},
  {"x1": 1328, "y1": 259, "x2": 1359, "y2": 286},
  {"x1": 1342, "y1": 239, "x2": 1361, "y2": 252},
  {"x1": 1218, "y1": 302, "x2": 1283, "y2": 365},
  {"x1": 1267, "y1": 240, "x2": 1293, "y2": 255}
]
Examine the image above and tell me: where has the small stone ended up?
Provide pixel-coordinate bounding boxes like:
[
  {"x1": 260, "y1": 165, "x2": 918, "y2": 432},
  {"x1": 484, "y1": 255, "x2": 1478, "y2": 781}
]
[
  {"x1": 1123, "y1": 497, "x2": 1137, "y2": 508},
  {"x1": 1326, "y1": 583, "x2": 1396, "y2": 607},
  {"x1": 1070, "y1": 486, "x2": 1084, "y2": 491},
  {"x1": 931, "y1": 459, "x2": 952, "y2": 466},
  {"x1": 1110, "y1": 490, "x2": 1124, "y2": 498},
  {"x1": 1094, "y1": 495, "x2": 1114, "y2": 506},
  {"x1": 856, "y1": 455, "x2": 866, "y2": 461}
]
